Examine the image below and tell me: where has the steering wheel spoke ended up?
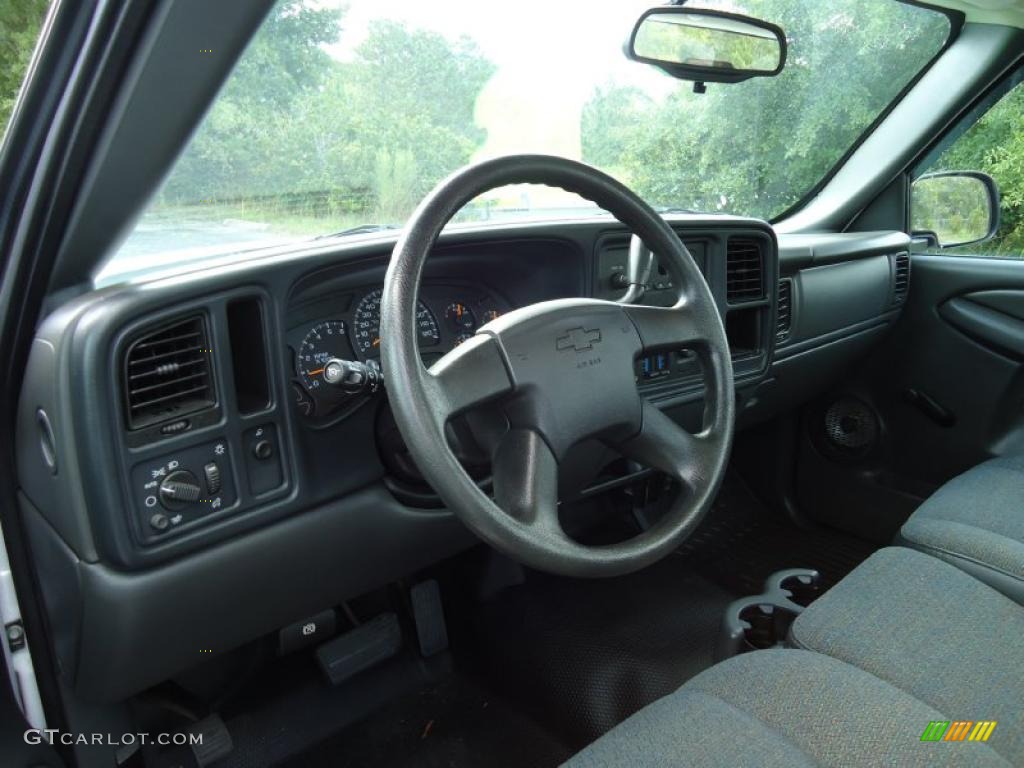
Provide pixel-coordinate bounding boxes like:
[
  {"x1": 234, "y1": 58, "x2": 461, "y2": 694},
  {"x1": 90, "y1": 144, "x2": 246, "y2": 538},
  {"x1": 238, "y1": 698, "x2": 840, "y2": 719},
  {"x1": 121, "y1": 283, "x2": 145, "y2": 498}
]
[
  {"x1": 615, "y1": 400, "x2": 719, "y2": 492},
  {"x1": 623, "y1": 302, "x2": 709, "y2": 352},
  {"x1": 492, "y1": 429, "x2": 564, "y2": 537},
  {"x1": 426, "y1": 333, "x2": 514, "y2": 424}
]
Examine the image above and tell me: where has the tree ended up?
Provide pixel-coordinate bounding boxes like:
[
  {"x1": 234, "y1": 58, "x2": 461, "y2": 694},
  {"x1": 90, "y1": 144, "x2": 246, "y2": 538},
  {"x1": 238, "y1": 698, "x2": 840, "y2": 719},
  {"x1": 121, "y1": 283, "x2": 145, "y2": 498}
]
[
  {"x1": 340, "y1": 21, "x2": 495, "y2": 211},
  {"x1": 160, "y1": 0, "x2": 344, "y2": 205},
  {"x1": 581, "y1": 0, "x2": 950, "y2": 220},
  {"x1": 158, "y1": 6, "x2": 494, "y2": 226},
  {"x1": 927, "y1": 87, "x2": 1024, "y2": 256},
  {"x1": 0, "y1": 0, "x2": 49, "y2": 133}
]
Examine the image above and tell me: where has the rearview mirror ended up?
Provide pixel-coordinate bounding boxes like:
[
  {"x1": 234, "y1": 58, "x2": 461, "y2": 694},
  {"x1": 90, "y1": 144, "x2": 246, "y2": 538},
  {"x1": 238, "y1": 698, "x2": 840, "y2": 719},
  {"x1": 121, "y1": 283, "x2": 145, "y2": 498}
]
[
  {"x1": 912, "y1": 171, "x2": 1000, "y2": 249},
  {"x1": 627, "y1": 7, "x2": 787, "y2": 86}
]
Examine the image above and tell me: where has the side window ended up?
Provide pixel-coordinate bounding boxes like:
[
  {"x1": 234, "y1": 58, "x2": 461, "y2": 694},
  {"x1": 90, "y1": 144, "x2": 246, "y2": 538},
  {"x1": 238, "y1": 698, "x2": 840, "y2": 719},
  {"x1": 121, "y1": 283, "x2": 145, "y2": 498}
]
[
  {"x1": 911, "y1": 80, "x2": 1024, "y2": 259},
  {"x1": 0, "y1": 0, "x2": 52, "y2": 139}
]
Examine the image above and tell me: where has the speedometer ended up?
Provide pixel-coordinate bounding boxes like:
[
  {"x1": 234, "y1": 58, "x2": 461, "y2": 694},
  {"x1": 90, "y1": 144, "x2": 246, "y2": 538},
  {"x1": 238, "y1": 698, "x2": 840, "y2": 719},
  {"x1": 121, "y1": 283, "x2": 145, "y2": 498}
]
[{"x1": 352, "y1": 288, "x2": 440, "y2": 357}]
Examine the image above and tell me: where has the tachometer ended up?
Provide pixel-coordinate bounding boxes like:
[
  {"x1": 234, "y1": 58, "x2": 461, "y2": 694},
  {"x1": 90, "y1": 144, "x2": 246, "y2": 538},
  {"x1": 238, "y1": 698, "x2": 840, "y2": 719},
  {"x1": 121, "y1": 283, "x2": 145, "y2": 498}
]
[
  {"x1": 352, "y1": 288, "x2": 440, "y2": 357},
  {"x1": 297, "y1": 321, "x2": 350, "y2": 393}
]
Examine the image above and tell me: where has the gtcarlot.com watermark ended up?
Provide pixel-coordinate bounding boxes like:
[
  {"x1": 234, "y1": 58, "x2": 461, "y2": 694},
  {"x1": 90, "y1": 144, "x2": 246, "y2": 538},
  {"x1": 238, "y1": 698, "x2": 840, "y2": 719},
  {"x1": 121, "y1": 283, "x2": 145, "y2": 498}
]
[{"x1": 25, "y1": 729, "x2": 202, "y2": 747}]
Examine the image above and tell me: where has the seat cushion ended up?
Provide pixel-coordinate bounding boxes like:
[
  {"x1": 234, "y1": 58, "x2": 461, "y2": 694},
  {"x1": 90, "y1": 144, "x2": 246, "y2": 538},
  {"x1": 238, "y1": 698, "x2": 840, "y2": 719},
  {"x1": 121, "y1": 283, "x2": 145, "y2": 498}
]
[
  {"x1": 791, "y1": 547, "x2": 1024, "y2": 765},
  {"x1": 565, "y1": 649, "x2": 1009, "y2": 767},
  {"x1": 901, "y1": 454, "x2": 1024, "y2": 601}
]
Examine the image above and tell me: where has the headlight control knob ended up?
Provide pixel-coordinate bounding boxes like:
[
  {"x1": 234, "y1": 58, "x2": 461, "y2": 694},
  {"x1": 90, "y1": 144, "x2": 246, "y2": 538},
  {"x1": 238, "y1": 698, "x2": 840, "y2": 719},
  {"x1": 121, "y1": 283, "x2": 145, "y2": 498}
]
[{"x1": 159, "y1": 470, "x2": 202, "y2": 510}]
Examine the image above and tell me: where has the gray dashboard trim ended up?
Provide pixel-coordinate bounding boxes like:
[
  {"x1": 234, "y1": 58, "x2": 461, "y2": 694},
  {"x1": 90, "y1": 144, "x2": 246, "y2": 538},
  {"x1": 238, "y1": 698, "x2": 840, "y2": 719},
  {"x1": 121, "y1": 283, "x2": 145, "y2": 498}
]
[
  {"x1": 774, "y1": 313, "x2": 900, "y2": 362},
  {"x1": 778, "y1": 231, "x2": 910, "y2": 271},
  {"x1": 23, "y1": 484, "x2": 474, "y2": 702}
]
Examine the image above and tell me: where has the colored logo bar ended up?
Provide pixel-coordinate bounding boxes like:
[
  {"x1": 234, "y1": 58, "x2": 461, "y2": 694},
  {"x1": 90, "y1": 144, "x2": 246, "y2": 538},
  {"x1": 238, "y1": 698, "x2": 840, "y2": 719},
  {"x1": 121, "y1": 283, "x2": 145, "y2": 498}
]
[{"x1": 921, "y1": 721, "x2": 997, "y2": 742}]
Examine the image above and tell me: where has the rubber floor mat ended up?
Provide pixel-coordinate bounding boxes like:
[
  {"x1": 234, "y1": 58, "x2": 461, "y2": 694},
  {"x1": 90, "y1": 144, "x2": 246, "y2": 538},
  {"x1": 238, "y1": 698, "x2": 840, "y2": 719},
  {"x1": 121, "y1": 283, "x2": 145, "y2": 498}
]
[
  {"x1": 468, "y1": 559, "x2": 736, "y2": 752},
  {"x1": 465, "y1": 474, "x2": 878, "y2": 753},
  {"x1": 678, "y1": 473, "x2": 878, "y2": 595},
  {"x1": 276, "y1": 673, "x2": 572, "y2": 768}
]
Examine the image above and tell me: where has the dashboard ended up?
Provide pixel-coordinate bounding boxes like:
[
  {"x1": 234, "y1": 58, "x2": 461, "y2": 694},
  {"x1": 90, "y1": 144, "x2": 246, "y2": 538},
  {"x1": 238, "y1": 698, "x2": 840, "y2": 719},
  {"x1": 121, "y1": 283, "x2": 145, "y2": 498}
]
[{"x1": 15, "y1": 215, "x2": 911, "y2": 702}]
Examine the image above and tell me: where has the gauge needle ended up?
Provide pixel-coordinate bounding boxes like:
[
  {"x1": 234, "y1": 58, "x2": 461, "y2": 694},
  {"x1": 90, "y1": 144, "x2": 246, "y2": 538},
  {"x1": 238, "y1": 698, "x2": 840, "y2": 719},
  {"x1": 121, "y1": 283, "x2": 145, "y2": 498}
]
[
  {"x1": 308, "y1": 368, "x2": 325, "y2": 376},
  {"x1": 372, "y1": 338, "x2": 381, "y2": 347}
]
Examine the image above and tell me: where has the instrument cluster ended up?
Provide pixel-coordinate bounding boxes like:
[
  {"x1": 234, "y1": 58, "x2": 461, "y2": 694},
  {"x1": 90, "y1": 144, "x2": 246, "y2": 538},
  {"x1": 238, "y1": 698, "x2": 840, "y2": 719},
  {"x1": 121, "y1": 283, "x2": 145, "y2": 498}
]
[{"x1": 286, "y1": 282, "x2": 511, "y2": 424}]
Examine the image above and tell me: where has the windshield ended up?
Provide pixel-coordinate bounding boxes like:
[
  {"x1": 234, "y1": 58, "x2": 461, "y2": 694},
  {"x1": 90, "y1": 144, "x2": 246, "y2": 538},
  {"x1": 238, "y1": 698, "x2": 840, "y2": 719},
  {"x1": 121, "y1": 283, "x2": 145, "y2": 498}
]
[{"x1": 103, "y1": 0, "x2": 951, "y2": 282}]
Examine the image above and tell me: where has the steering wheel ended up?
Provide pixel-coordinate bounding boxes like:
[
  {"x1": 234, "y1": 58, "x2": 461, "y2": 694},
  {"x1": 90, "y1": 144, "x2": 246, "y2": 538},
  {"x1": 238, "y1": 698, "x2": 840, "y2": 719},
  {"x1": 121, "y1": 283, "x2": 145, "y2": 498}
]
[{"x1": 381, "y1": 155, "x2": 734, "y2": 578}]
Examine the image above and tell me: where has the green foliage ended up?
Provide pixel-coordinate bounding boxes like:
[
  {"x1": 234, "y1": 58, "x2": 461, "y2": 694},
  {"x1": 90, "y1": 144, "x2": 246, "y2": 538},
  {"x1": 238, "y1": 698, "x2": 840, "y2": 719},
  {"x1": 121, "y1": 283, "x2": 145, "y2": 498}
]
[
  {"x1": 0, "y1": 0, "x2": 49, "y2": 133},
  {"x1": 373, "y1": 149, "x2": 419, "y2": 221},
  {"x1": 334, "y1": 20, "x2": 494, "y2": 207},
  {"x1": 924, "y1": 87, "x2": 1024, "y2": 257},
  {"x1": 912, "y1": 175, "x2": 991, "y2": 246},
  {"x1": 14, "y1": 0, "x2": 1024, "y2": 259},
  {"x1": 581, "y1": 0, "x2": 950, "y2": 218},
  {"x1": 161, "y1": 0, "x2": 344, "y2": 207},
  {"x1": 159, "y1": 5, "x2": 494, "y2": 225}
]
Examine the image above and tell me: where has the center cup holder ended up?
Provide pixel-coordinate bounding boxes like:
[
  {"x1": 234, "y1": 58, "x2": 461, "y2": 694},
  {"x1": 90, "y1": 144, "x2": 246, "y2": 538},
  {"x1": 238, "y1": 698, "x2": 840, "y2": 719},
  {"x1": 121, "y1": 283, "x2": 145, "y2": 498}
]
[
  {"x1": 715, "y1": 568, "x2": 822, "y2": 661},
  {"x1": 775, "y1": 570, "x2": 822, "y2": 607}
]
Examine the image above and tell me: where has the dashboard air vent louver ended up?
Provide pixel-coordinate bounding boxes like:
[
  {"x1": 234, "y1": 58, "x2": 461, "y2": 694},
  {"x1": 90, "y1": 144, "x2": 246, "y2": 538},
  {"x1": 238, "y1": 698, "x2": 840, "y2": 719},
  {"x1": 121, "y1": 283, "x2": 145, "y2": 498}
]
[
  {"x1": 893, "y1": 252, "x2": 910, "y2": 304},
  {"x1": 777, "y1": 279, "x2": 793, "y2": 343},
  {"x1": 726, "y1": 238, "x2": 765, "y2": 303},
  {"x1": 124, "y1": 316, "x2": 215, "y2": 430}
]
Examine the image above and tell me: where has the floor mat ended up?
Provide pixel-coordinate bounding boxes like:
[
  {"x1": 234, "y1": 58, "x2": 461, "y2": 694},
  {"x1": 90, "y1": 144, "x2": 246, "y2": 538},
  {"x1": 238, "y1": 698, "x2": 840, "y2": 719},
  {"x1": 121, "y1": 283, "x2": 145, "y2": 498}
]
[
  {"x1": 467, "y1": 559, "x2": 735, "y2": 752},
  {"x1": 678, "y1": 473, "x2": 878, "y2": 595},
  {"x1": 277, "y1": 672, "x2": 572, "y2": 768},
  {"x1": 463, "y1": 473, "x2": 879, "y2": 753}
]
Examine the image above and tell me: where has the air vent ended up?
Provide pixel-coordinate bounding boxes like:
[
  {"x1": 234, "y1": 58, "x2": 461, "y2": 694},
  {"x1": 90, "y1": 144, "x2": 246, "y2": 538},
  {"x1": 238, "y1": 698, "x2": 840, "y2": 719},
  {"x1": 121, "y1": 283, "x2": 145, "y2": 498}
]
[
  {"x1": 777, "y1": 279, "x2": 793, "y2": 342},
  {"x1": 124, "y1": 316, "x2": 215, "y2": 430},
  {"x1": 893, "y1": 252, "x2": 910, "y2": 304},
  {"x1": 726, "y1": 238, "x2": 765, "y2": 303}
]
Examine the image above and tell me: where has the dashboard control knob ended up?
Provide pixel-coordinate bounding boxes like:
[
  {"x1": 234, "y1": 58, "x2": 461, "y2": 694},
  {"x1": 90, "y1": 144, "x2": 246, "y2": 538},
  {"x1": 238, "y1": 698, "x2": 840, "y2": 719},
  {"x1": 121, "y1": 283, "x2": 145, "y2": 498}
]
[
  {"x1": 158, "y1": 470, "x2": 202, "y2": 510},
  {"x1": 322, "y1": 358, "x2": 382, "y2": 395},
  {"x1": 253, "y1": 440, "x2": 273, "y2": 460},
  {"x1": 150, "y1": 512, "x2": 170, "y2": 531}
]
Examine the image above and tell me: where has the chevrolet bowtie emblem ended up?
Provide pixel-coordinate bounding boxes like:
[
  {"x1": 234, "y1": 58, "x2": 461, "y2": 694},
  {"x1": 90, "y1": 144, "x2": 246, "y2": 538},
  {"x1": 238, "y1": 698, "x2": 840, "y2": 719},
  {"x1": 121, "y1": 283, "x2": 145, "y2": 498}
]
[{"x1": 556, "y1": 327, "x2": 602, "y2": 353}]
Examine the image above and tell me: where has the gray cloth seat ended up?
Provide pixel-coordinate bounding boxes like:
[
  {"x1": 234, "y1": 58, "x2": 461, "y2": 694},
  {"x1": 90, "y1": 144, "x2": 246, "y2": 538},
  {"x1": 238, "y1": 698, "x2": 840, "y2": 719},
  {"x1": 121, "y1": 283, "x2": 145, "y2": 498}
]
[
  {"x1": 790, "y1": 546, "x2": 1024, "y2": 765},
  {"x1": 901, "y1": 454, "x2": 1024, "y2": 603},
  {"x1": 567, "y1": 547, "x2": 1021, "y2": 767},
  {"x1": 565, "y1": 648, "x2": 1009, "y2": 767}
]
